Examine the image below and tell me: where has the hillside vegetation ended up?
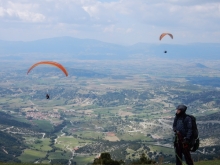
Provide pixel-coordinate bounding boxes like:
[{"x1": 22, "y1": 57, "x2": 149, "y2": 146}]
[{"x1": 0, "y1": 159, "x2": 220, "y2": 165}]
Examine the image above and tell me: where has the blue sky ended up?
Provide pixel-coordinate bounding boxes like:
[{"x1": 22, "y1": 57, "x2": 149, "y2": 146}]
[{"x1": 0, "y1": 0, "x2": 219, "y2": 45}]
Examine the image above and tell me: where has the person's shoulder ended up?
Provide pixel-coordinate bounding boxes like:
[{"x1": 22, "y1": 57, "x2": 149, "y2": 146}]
[
  {"x1": 185, "y1": 114, "x2": 192, "y2": 121},
  {"x1": 173, "y1": 115, "x2": 177, "y2": 120}
]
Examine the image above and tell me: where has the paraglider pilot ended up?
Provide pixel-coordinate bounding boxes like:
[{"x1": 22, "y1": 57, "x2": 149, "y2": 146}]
[
  {"x1": 173, "y1": 105, "x2": 194, "y2": 165},
  {"x1": 46, "y1": 94, "x2": 50, "y2": 99}
]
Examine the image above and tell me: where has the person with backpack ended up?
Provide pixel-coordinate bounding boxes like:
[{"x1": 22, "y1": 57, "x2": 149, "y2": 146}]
[{"x1": 173, "y1": 105, "x2": 194, "y2": 165}]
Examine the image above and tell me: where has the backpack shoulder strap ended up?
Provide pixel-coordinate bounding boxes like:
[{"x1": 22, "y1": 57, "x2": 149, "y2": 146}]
[
  {"x1": 182, "y1": 114, "x2": 190, "y2": 129},
  {"x1": 182, "y1": 114, "x2": 188, "y2": 122}
]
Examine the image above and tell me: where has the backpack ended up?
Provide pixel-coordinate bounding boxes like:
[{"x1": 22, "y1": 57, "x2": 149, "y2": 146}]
[{"x1": 183, "y1": 114, "x2": 199, "y2": 152}]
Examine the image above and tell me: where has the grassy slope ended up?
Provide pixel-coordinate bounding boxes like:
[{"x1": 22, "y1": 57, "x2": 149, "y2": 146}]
[
  {"x1": 168, "y1": 160, "x2": 220, "y2": 165},
  {"x1": 18, "y1": 149, "x2": 47, "y2": 162}
]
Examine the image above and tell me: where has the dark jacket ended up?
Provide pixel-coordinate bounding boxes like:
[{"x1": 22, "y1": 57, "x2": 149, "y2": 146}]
[{"x1": 173, "y1": 114, "x2": 193, "y2": 140}]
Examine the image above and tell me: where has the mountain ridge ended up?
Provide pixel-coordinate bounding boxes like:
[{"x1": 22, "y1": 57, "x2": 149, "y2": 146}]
[{"x1": 0, "y1": 36, "x2": 220, "y2": 60}]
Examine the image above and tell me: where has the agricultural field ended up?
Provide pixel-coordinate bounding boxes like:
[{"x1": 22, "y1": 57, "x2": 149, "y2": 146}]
[{"x1": 18, "y1": 149, "x2": 47, "y2": 162}]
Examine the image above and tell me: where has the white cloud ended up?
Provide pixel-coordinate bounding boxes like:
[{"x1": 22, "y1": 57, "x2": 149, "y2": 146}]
[
  {"x1": 0, "y1": 1, "x2": 45, "y2": 22},
  {"x1": 82, "y1": 6, "x2": 97, "y2": 18},
  {"x1": 0, "y1": 0, "x2": 219, "y2": 44},
  {"x1": 103, "y1": 25, "x2": 115, "y2": 32},
  {"x1": 126, "y1": 28, "x2": 132, "y2": 33}
]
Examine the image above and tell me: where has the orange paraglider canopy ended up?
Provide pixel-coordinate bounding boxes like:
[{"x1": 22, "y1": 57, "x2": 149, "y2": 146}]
[
  {"x1": 27, "y1": 61, "x2": 68, "y2": 76},
  {"x1": 159, "y1": 33, "x2": 173, "y2": 40}
]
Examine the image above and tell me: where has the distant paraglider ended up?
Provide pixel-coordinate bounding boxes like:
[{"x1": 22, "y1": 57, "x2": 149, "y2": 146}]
[
  {"x1": 27, "y1": 61, "x2": 68, "y2": 76},
  {"x1": 159, "y1": 33, "x2": 173, "y2": 53}
]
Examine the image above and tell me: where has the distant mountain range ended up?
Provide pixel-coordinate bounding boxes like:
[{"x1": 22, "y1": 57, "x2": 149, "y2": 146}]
[{"x1": 0, "y1": 36, "x2": 220, "y2": 60}]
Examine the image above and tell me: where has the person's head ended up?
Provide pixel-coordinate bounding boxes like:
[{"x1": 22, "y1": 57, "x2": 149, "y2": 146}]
[
  {"x1": 176, "y1": 109, "x2": 181, "y2": 114},
  {"x1": 176, "y1": 104, "x2": 187, "y2": 115}
]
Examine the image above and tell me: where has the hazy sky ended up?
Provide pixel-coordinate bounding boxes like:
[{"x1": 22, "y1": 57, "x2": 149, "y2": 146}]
[{"x1": 0, "y1": 0, "x2": 219, "y2": 45}]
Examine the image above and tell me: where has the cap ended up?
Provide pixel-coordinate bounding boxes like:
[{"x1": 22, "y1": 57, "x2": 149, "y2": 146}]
[{"x1": 176, "y1": 105, "x2": 187, "y2": 112}]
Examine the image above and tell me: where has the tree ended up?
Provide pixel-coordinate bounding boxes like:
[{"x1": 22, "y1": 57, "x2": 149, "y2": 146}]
[
  {"x1": 92, "y1": 152, "x2": 124, "y2": 165},
  {"x1": 130, "y1": 153, "x2": 156, "y2": 165}
]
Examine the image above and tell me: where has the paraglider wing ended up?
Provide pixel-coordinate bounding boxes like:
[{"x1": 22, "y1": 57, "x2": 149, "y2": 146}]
[
  {"x1": 159, "y1": 33, "x2": 173, "y2": 40},
  {"x1": 27, "y1": 61, "x2": 68, "y2": 76}
]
